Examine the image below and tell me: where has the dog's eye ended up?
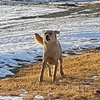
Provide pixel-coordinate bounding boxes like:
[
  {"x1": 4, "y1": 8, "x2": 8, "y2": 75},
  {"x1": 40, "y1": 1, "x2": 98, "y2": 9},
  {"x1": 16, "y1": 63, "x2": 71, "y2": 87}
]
[
  {"x1": 45, "y1": 33, "x2": 47, "y2": 35},
  {"x1": 49, "y1": 33, "x2": 52, "y2": 35}
]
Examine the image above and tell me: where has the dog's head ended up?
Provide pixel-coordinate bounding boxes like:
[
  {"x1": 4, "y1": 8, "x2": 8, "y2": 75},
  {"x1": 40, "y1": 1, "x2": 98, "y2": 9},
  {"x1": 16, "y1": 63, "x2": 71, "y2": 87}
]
[{"x1": 43, "y1": 30, "x2": 60, "y2": 44}]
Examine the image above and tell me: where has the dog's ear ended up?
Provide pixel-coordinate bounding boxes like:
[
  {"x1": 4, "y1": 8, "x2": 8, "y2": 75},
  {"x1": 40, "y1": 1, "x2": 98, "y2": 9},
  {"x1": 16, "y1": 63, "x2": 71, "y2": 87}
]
[
  {"x1": 54, "y1": 30, "x2": 60, "y2": 34},
  {"x1": 34, "y1": 33, "x2": 43, "y2": 46}
]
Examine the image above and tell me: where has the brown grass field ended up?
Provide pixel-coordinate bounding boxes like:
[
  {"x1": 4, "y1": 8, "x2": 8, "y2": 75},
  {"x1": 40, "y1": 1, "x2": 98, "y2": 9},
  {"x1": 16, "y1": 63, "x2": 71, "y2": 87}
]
[{"x1": 0, "y1": 52, "x2": 100, "y2": 100}]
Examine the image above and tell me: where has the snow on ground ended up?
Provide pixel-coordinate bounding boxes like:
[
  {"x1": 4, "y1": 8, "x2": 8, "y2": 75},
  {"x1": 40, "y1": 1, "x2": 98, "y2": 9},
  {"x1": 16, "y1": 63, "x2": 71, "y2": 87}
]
[
  {"x1": 0, "y1": 2, "x2": 100, "y2": 78},
  {"x1": 0, "y1": 4, "x2": 65, "y2": 20},
  {"x1": 0, "y1": 96, "x2": 23, "y2": 100},
  {"x1": 0, "y1": 95, "x2": 45, "y2": 100}
]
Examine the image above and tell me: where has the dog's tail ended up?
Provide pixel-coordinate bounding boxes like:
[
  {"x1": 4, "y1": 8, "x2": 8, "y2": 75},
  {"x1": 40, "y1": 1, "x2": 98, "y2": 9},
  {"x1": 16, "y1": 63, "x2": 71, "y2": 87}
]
[{"x1": 34, "y1": 33, "x2": 43, "y2": 46}]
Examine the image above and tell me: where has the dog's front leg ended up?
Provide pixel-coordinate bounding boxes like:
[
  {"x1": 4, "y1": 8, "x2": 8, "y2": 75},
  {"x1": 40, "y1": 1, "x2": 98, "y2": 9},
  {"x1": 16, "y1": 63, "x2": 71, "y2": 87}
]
[
  {"x1": 52, "y1": 61, "x2": 58, "y2": 81},
  {"x1": 39, "y1": 61, "x2": 46, "y2": 82}
]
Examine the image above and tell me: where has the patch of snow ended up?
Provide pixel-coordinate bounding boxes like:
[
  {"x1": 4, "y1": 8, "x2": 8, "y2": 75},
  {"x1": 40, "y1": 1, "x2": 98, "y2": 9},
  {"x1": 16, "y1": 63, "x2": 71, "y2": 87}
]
[
  {"x1": 86, "y1": 75, "x2": 99, "y2": 80},
  {"x1": 0, "y1": 5, "x2": 65, "y2": 20},
  {"x1": 33, "y1": 95, "x2": 44, "y2": 100},
  {"x1": 0, "y1": 96, "x2": 23, "y2": 100},
  {"x1": 0, "y1": 67, "x2": 14, "y2": 78}
]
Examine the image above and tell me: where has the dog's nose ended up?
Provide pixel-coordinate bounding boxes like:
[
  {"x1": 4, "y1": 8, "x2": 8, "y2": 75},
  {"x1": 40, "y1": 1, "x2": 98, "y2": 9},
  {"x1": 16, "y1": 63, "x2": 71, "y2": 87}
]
[{"x1": 46, "y1": 35, "x2": 50, "y2": 41}]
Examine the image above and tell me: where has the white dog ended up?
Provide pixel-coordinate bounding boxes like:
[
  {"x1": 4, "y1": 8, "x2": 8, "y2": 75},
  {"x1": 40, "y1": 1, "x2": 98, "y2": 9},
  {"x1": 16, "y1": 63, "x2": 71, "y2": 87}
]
[{"x1": 34, "y1": 30, "x2": 64, "y2": 81}]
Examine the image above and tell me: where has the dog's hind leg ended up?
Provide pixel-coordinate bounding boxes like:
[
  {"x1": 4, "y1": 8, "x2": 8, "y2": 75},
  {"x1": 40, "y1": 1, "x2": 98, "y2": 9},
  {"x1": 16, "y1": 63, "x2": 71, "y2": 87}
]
[
  {"x1": 59, "y1": 57, "x2": 64, "y2": 77},
  {"x1": 47, "y1": 64, "x2": 52, "y2": 77}
]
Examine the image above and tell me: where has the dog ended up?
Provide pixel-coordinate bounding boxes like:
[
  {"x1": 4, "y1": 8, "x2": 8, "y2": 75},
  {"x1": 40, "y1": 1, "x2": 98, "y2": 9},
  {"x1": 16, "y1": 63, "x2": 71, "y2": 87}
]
[{"x1": 34, "y1": 30, "x2": 64, "y2": 82}]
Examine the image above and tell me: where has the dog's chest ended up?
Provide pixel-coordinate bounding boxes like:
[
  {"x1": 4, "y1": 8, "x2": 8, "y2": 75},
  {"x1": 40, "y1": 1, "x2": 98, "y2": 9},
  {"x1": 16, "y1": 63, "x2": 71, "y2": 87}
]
[
  {"x1": 43, "y1": 42, "x2": 61, "y2": 64},
  {"x1": 47, "y1": 57, "x2": 55, "y2": 65},
  {"x1": 45, "y1": 44, "x2": 60, "y2": 56}
]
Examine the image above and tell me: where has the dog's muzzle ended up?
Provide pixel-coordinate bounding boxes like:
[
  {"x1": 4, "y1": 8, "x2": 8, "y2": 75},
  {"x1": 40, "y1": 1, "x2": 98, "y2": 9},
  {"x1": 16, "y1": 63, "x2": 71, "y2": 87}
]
[{"x1": 46, "y1": 35, "x2": 50, "y2": 41}]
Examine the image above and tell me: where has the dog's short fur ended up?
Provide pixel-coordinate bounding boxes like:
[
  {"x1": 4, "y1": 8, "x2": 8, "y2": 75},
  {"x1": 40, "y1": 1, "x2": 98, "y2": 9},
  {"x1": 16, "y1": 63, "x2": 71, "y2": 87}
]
[{"x1": 34, "y1": 30, "x2": 64, "y2": 81}]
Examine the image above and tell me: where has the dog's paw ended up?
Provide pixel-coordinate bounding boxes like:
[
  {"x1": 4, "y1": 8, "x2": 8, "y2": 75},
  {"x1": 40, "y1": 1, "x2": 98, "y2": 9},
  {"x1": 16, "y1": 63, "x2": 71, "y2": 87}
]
[
  {"x1": 38, "y1": 77, "x2": 43, "y2": 82},
  {"x1": 60, "y1": 72, "x2": 65, "y2": 78}
]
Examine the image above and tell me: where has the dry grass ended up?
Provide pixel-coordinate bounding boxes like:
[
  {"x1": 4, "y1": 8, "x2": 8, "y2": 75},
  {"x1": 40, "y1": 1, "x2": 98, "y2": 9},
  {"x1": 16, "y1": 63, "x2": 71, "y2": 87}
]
[{"x1": 0, "y1": 52, "x2": 100, "y2": 100}]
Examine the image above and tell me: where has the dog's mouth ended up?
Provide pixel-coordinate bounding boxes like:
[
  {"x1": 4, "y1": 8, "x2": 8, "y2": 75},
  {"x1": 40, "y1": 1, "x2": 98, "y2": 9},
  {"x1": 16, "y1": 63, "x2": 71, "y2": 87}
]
[{"x1": 46, "y1": 35, "x2": 50, "y2": 41}]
